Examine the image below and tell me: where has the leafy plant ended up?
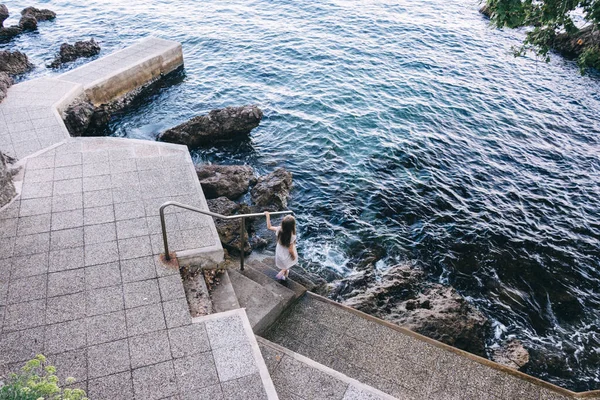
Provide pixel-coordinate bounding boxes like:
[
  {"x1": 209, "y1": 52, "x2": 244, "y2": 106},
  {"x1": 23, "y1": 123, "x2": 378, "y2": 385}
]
[{"x1": 0, "y1": 355, "x2": 88, "y2": 400}]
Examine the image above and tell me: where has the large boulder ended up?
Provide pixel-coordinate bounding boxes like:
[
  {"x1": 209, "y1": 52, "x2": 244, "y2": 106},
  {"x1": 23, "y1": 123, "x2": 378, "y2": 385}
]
[
  {"x1": 0, "y1": 26, "x2": 22, "y2": 40},
  {"x1": 18, "y1": 14, "x2": 37, "y2": 31},
  {"x1": 207, "y1": 197, "x2": 252, "y2": 256},
  {"x1": 491, "y1": 339, "x2": 530, "y2": 370},
  {"x1": 62, "y1": 98, "x2": 111, "y2": 136},
  {"x1": 0, "y1": 4, "x2": 8, "y2": 27},
  {"x1": 196, "y1": 164, "x2": 256, "y2": 200},
  {"x1": 0, "y1": 71, "x2": 12, "y2": 102},
  {"x1": 21, "y1": 6, "x2": 56, "y2": 21},
  {"x1": 0, "y1": 50, "x2": 33, "y2": 75},
  {"x1": 250, "y1": 168, "x2": 292, "y2": 210},
  {"x1": 334, "y1": 263, "x2": 490, "y2": 357},
  {"x1": 158, "y1": 105, "x2": 263, "y2": 149},
  {"x1": 49, "y1": 39, "x2": 101, "y2": 68}
]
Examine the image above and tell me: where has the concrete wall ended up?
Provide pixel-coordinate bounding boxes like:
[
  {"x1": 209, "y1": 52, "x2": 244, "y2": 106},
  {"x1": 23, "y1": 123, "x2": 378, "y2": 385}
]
[{"x1": 0, "y1": 152, "x2": 16, "y2": 208}]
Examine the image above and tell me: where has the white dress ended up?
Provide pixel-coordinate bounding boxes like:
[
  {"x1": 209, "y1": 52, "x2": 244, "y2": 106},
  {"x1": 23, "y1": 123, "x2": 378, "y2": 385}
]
[{"x1": 275, "y1": 228, "x2": 297, "y2": 270}]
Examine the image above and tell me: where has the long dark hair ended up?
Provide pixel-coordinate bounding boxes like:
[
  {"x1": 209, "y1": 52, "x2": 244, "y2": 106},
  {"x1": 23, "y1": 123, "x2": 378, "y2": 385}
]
[{"x1": 277, "y1": 216, "x2": 296, "y2": 247}]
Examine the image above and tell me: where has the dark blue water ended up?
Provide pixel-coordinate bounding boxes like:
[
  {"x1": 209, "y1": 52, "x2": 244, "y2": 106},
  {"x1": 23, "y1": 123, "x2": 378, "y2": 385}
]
[{"x1": 3, "y1": 0, "x2": 600, "y2": 391}]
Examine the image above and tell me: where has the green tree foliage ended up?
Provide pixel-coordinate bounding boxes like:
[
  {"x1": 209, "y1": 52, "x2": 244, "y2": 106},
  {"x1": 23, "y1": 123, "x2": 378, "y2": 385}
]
[
  {"x1": 484, "y1": 0, "x2": 600, "y2": 72},
  {"x1": 0, "y1": 355, "x2": 88, "y2": 400}
]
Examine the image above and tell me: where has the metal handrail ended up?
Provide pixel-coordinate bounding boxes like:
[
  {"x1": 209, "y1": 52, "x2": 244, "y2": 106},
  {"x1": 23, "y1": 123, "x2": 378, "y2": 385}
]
[{"x1": 159, "y1": 201, "x2": 293, "y2": 270}]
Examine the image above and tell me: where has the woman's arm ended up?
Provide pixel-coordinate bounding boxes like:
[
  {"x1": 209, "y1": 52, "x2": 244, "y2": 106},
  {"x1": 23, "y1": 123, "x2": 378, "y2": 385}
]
[{"x1": 264, "y1": 211, "x2": 279, "y2": 232}]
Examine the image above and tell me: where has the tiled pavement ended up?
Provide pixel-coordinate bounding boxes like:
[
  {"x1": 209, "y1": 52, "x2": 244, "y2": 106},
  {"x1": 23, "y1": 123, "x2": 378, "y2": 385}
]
[
  {"x1": 264, "y1": 293, "x2": 583, "y2": 400},
  {"x1": 0, "y1": 138, "x2": 227, "y2": 399}
]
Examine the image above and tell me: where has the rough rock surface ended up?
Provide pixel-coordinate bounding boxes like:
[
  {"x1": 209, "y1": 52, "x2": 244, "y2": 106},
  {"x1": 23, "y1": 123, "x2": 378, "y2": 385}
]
[
  {"x1": 0, "y1": 50, "x2": 33, "y2": 75},
  {"x1": 0, "y1": 71, "x2": 12, "y2": 102},
  {"x1": 18, "y1": 13, "x2": 36, "y2": 30},
  {"x1": 479, "y1": 4, "x2": 491, "y2": 18},
  {"x1": 158, "y1": 105, "x2": 263, "y2": 149},
  {"x1": 0, "y1": 25, "x2": 22, "y2": 40},
  {"x1": 0, "y1": 4, "x2": 8, "y2": 27},
  {"x1": 0, "y1": 152, "x2": 16, "y2": 208},
  {"x1": 491, "y1": 339, "x2": 530, "y2": 370},
  {"x1": 196, "y1": 164, "x2": 256, "y2": 200},
  {"x1": 332, "y1": 263, "x2": 490, "y2": 357},
  {"x1": 207, "y1": 196, "x2": 252, "y2": 256},
  {"x1": 21, "y1": 6, "x2": 56, "y2": 21},
  {"x1": 250, "y1": 168, "x2": 293, "y2": 211},
  {"x1": 49, "y1": 39, "x2": 100, "y2": 68},
  {"x1": 62, "y1": 98, "x2": 111, "y2": 137}
]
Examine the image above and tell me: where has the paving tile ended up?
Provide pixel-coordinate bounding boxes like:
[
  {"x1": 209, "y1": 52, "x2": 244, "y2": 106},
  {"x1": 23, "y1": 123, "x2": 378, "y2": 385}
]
[
  {"x1": 86, "y1": 310, "x2": 127, "y2": 346},
  {"x1": 13, "y1": 232, "x2": 50, "y2": 256},
  {"x1": 168, "y1": 322, "x2": 211, "y2": 359},
  {"x1": 112, "y1": 187, "x2": 143, "y2": 203},
  {"x1": 123, "y1": 279, "x2": 161, "y2": 309},
  {"x1": 205, "y1": 315, "x2": 247, "y2": 350},
  {"x1": 212, "y1": 342, "x2": 259, "y2": 382},
  {"x1": 271, "y1": 356, "x2": 313, "y2": 395},
  {"x1": 16, "y1": 213, "x2": 52, "y2": 236},
  {"x1": 84, "y1": 241, "x2": 119, "y2": 266},
  {"x1": 132, "y1": 360, "x2": 178, "y2": 400},
  {"x1": 55, "y1": 153, "x2": 82, "y2": 168},
  {"x1": 50, "y1": 227, "x2": 84, "y2": 250},
  {"x1": 10, "y1": 252, "x2": 49, "y2": 279},
  {"x1": 83, "y1": 189, "x2": 113, "y2": 208},
  {"x1": 82, "y1": 161, "x2": 110, "y2": 177},
  {"x1": 88, "y1": 371, "x2": 134, "y2": 400},
  {"x1": 86, "y1": 285, "x2": 124, "y2": 317},
  {"x1": 26, "y1": 156, "x2": 54, "y2": 170},
  {"x1": 51, "y1": 209, "x2": 84, "y2": 231},
  {"x1": 45, "y1": 319, "x2": 87, "y2": 354},
  {"x1": 0, "y1": 218, "x2": 17, "y2": 238},
  {"x1": 21, "y1": 181, "x2": 53, "y2": 200},
  {"x1": 116, "y1": 217, "x2": 148, "y2": 239},
  {"x1": 258, "y1": 344, "x2": 284, "y2": 375},
  {"x1": 180, "y1": 384, "x2": 224, "y2": 400},
  {"x1": 158, "y1": 274, "x2": 185, "y2": 302},
  {"x1": 125, "y1": 302, "x2": 166, "y2": 336},
  {"x1": 163, "y1": 298, "x2": 191, "y2": 329},
  {"x1": 83, "y1": 222, "x2": 116, "y2": 244},
  {"x1": 54, "y1": 165, "x2": 83, "y2": 181},
  {"x1": 85, "y1": 262, "x2": 121, "y2": 289},
  {"x1": 154, "y1": 254, "x2": 180, "y2": 277},
  {"x1": 84, "y1": 205, "x2": 115, "y2": 225},
  {"x1": 83, "y1": 175, "x2": 112, "y2": 192},
  {"x1": 49, "y1": 247, "x2": 84, "y2": 272},
  {"x1": 120, "y1": 256, "x2": 157, "y2": 283},
  {"x1": 7, "y1": 274, "x2": 47, "y2": 304},
  {"x1": 342, "y1": 386, "x2": 384, "y2": 400},
  {"x1": 0, "y1": 326, "x2": 45, "y2": 363},
  {"x1": 111, "y1": 159, "x2": 137, "y2": 174},
  {"x1": 221, "y1": 373, "x2": 268, "y2": 400},
  {"x1": 52, "y1": 192, "x2": 83, "y2": 213},
  {"x1": 114, "y1": 201, "x2": 146, "y2": 221},
  {"x1": 46, "y1": 292, "x2": 86, "y2": 324},
  {"x1": 82, "y1": 150, "x2": 109, "y2": 165},
  {"x1": 305, "y1": 368, "x2": 348, "y2": 400},
  {"x1": 146, "y1": 212, "x2": 178, "y2": 235},
  {"x1": 173, "y1": 352, "x2": 219, "y2": 394},
  {"x1": 118, "y1": 235, "x2": 153, "y2": 260},
  {"x1": 49, "y1": 348, "x2": 88, "y2": 384},
  {"x1": 87, "y1": 339, "x2": 131, "y2": 379},
  {"x1": 47, "y1": 269, "x2": 85, "y2": 297},
  {"x1": 19, "y1": 197, "x2": 52, "y2": 217},
  {"x1": 128, "y1": 329, "x2": 172, "y2": 368},
  {"x1": 53, "y1": 178, "x2": 83, "y2": 196},
  {"x1": 3, "y1": 298, "x2": 46, "y2": 331}
]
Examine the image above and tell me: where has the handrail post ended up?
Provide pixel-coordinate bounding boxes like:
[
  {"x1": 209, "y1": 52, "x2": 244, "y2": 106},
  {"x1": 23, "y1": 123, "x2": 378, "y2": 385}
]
[
  {"x1": 240, "y1": 217, "x2": 245, "y2": 271},
  {"x1": 160, "y1": 206, "x2": 171, "y2": 261}
]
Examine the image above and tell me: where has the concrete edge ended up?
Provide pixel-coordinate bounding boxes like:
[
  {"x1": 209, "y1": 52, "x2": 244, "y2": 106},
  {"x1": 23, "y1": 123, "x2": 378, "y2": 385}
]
[
  {"x1": 306, "y1": 292, "x2": 597, "y2": 398},
  {"x1": 192, "y1": 308, "x2": 280, "y2": 400},
  {"x1": 256, "y1": 336, "x2": 397, "y2": 400}
]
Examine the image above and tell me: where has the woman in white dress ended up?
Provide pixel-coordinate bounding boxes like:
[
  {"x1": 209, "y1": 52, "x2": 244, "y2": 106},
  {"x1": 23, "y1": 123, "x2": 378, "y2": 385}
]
[{"x1": 264, "y1": 212, "x2": 297, "y2": 280}]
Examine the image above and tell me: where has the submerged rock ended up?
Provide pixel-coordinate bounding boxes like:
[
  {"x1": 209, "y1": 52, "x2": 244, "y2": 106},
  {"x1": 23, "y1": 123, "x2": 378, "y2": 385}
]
[
  {"x1": 21, "y1": 6, "x2": 56, "y2": 21},
  {"x1": 0, "y1": 26, "x2": 22, "y2": 40},
  {"x1": 49, "y1": 39, "x2": 101, "y2": 68},
  {"x1": 196, "y1": 164, "x2": 257, "y2": 200},
  {"x1": 18, "y1": 13, "x2": 36, "y2": 31},
  {"x1": 207, "y1": 196, "x2": 252, "y2": 256},
  {"x1": 250, "y1": 168, "x2": 293, "y2": 211},
  {"x1": 491, "y1": 339, "x2": 530, "y2": 370},
  {"x1": 158, "y1": 105, "x2": 263, "y2": 149},
  {"x1": 0, "y1": 71, "x2": 12, "y2": 102},
  {"x1": 334, "y1": 263, "x2": 490, "y2": 357},
  {"x1": 0, "y1": 50, "x2": 33, "y2": 75}
]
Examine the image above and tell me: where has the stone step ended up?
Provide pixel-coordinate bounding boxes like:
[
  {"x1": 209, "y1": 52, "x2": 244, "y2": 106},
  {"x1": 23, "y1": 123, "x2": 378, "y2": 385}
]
[
  {"x1": 258, "y1": 336, "x2": 397, "y2": 400},
  {"x1": 263, "y1": 292, "x2": 574, "y2": 400},
  {"x1": 210, "y1": 269, "x2": 241, "y2": 313},
  {"x1": 243, "y1": 260, "x2": 307, "y2": 299}
]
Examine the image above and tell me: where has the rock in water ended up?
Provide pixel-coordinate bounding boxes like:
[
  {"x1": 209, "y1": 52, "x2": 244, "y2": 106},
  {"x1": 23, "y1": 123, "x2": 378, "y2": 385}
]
[
  {"x1": 21, "y1": 6, "x2": 56, "y2": 21},
  {"x1": 18, "y1": 14, "x2": 37, "y2": 30},
  {"x1": 491, "y1": 339, "x2": 530, "y2": 370},
  {"x1": 250, "y1": 168, "x2": 293, "y2": 210},
  {"x1": 0, "y1": 50, "x2": 33, "y2": 75},
  {"x1": 62, "y1": 100, "x2": 95, "y2": 136},
  {"x1": 49, "y1": 39, "x2": 101, "y2": 68},
  {"x1": 0, "y1": 26, "x2": 22, "y2": 40},
  {"x1": 207, "y1": 197, "x2": 252, "y2": 255},
  {"x1": 336, "y1": 263, "x2": 490, "y2": 357},
  {"x1": 196, "y1": 164, "x2": 257, "y2": 200},
  {"x1": 158, "y1": 105, "x2": 263, "y2": 149},
  {"x1": 0, "y1": 4, "x2": 8, "y2": 27},
  {"x1": 0, "y1": 71, "x2": 12, "y2": 102}
]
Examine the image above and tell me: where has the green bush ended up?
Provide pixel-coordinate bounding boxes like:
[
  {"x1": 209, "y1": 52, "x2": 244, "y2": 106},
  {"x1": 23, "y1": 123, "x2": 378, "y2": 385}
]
[{"x1": 0, "y1": 355, "x2": 88, "y2": 400}]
